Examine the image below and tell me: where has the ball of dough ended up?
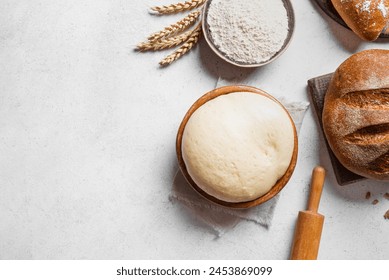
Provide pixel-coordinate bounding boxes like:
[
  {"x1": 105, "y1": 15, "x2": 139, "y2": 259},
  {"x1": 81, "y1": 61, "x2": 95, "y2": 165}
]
[{"x1": 182, "y1": 91, "x2": 295, "y2": 203}]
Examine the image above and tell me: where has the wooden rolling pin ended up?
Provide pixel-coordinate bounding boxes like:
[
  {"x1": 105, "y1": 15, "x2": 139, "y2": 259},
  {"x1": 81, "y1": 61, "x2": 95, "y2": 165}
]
[{"x1": 290, "y1": 166, "x2": 326, "y2": 260}]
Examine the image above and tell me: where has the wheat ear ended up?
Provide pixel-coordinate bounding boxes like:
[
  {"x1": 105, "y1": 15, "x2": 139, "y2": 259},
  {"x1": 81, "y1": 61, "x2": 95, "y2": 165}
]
[
  {"x1": 150, "y1": 0, "x2": 206, "y2": 15},
  {"x1": 159, "y1": 23, "x2": 202, "y2": 66},
  {"x1": 148, "y1": 10, "x2": 201, "y2": 42},
  {"x1": 136, "y1": 29, "x2": 194, "y2": 51}
]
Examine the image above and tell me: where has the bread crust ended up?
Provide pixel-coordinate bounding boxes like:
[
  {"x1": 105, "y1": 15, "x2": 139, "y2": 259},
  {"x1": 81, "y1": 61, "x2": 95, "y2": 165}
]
[
  {"x1": 323, "y1": 49, "x2": 389, "y2": 181},
  {"x1": 331, "y1": 0, "x2": 389, "y2": 41}
]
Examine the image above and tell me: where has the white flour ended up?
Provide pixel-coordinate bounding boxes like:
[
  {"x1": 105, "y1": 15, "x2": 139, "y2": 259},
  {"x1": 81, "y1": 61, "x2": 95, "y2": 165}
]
[
  {"x1": 206, "y1": 0, "x2": 289, "y2": 64},
  {"x1": 342, "y1": 0, "x2": 388, "y2": 18},
  {"x1": 378, "y1": 0, "x2": 388, "y2": 18}
]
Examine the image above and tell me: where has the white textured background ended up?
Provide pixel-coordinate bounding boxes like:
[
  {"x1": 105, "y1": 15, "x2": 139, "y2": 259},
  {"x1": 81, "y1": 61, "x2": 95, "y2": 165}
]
[{"x1": 0, "y1": 0, "x2": 388, "y2": 259}]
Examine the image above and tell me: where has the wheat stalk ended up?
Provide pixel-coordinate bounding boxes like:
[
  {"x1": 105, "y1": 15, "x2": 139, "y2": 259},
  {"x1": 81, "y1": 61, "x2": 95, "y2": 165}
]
[
  {"x1": 148, "y1": 10, "x2": 201, "y2": 42},
  {"x1": 136, "y1": 29, "x2": 194, "y2": 51},
  {"x1": 159, "y1": 23, "x2": 202, "y2": 66},
  {"x1": 150, "y1": 0, "x2": 206, "y2": 15}
]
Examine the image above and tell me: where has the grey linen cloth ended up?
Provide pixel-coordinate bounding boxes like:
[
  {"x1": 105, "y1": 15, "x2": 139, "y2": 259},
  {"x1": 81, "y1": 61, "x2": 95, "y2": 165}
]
[{"x1": 170, "y1": 77, "x2": 309, "y2": 237}]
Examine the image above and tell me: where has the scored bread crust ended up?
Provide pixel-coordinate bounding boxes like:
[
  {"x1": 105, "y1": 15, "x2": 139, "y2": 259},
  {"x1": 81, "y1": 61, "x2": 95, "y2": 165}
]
[
  {"x1": 323, "y1": 49, "x2": 389, "y2": 181},
  {"x1": 331, "y1": 0, "x2": 389, "y2": 41}
]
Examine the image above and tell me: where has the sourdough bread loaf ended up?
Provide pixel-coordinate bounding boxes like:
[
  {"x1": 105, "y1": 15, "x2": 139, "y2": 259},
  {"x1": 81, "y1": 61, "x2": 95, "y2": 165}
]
[
  {"x1": 322, "y1": 49, "x2": 389, "y2": 181},
  {"x1": 331, "y1": 0, "x2": 389, "y2": 41},
  {"x1": 181, "y1": 92, "x2": 295, "y2": 203}
]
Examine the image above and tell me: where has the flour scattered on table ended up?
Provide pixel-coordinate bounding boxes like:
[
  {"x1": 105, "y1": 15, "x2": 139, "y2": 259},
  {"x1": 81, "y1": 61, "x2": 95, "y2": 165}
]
[{"x1": 206, "y1": 0, "x2": 289, "y2": 64}]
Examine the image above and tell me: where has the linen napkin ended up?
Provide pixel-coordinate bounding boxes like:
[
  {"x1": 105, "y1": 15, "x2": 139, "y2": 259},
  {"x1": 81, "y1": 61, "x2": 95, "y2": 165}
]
[{"x1": 170, "y1": 77, "x2": 309, "y2": 237}]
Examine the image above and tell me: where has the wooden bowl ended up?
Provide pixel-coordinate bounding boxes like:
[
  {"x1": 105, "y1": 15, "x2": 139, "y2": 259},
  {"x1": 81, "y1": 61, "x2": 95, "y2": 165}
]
[
  {"x1": 176, "y1": 85, "x2": 298, "y2": 208},
  {"x1": 201, "y1": 0, "x2": 295, "y2": 67}
]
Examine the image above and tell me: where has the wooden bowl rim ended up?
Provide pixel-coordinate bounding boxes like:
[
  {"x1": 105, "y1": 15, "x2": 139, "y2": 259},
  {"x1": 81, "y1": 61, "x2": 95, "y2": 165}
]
[{"x1": 176, "y1": 85, "x2": 298, "y2": 209}]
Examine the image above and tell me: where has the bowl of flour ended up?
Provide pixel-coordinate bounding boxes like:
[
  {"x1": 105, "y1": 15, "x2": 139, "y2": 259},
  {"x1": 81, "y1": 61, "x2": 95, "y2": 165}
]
[{"x1": 202, "y1": 0, "x2": 295, "y2": 67}]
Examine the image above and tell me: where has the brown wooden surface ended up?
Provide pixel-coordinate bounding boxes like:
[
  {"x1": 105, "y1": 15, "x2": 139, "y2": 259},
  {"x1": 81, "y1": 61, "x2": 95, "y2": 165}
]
[
  {"x1": 308, "y1": 166, "x2": 325, "y2": 213},
  {"x1": 176, "y1": 85, "x2": 298, "y2": 209},
  {"x1": 290, "y1": 211, "x2": 325, "y2": 260},
  {"x1": 290, "y1": 166, "x2": 326, "y2": 260}
]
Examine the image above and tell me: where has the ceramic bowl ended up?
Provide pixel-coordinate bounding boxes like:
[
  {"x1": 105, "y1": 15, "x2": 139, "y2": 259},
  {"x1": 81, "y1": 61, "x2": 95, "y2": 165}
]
[{"x1": 201, "y1": 0, "x2": 295, "y2": 67}]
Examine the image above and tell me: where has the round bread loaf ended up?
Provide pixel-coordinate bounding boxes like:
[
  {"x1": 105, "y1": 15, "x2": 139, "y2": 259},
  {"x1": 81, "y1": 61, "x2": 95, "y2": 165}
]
[
  {"x1": 322, "y1": 49, "x2": 389, "y2": 181},
  {"x1": 181, "y1": 91, "x2": 295, "y2": 203},
  {"x1": 331, "y1": 0, "x2": 389, "y2": 41}
]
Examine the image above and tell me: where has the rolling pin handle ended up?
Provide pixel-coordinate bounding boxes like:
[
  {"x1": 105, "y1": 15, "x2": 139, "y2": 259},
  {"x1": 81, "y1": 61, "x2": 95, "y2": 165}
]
[{"x1": 307, "y1": 166, "x2": 326, "y2": 213}]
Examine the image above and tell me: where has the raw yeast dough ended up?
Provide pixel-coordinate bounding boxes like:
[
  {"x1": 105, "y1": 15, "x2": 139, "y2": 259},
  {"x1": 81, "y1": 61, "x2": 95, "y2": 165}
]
[{"x1": 182, "y1": 92, "x2": 295, "y2": 203}]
